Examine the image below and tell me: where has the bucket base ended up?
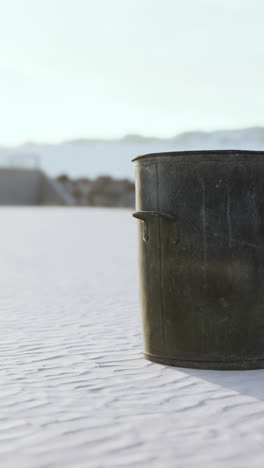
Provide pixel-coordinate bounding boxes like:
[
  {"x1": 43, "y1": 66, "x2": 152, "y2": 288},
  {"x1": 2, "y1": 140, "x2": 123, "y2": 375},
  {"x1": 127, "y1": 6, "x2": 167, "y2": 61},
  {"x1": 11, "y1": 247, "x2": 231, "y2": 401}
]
[{"x1": 144, "y1": 353, "x2": 264, "y2": 370}]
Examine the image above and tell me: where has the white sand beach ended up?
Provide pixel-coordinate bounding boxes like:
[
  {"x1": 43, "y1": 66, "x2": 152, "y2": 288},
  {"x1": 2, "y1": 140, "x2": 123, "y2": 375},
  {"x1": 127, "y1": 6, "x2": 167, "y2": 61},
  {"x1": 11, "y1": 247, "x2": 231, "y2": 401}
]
[{"x1": 0, "y1": 207, "x2": 263, "y2": 468}]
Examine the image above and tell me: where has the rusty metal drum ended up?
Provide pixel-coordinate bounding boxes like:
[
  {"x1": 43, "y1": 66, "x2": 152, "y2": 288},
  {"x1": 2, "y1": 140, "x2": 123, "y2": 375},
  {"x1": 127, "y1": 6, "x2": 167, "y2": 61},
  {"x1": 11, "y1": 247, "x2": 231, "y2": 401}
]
[{"x1": 132, "y1": 150, "x2": 264, "y2": 370}]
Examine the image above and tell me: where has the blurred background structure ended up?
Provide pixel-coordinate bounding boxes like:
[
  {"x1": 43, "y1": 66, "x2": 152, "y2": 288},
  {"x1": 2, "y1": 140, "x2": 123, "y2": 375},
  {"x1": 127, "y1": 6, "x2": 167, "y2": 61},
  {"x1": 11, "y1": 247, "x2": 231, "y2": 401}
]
[
  {"x1": 0, "y1": 155, "x2": 74, "y2": 206},
  {"x1": 0, "y1": 154, "x2": 134, "y2": 207}
]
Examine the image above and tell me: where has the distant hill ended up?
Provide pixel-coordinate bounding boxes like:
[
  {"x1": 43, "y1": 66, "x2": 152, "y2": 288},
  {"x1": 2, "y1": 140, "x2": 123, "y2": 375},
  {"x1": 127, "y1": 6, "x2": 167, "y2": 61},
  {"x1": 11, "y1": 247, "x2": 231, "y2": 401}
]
[{"x1": 1, "y1": 127, "x2": 264, "y2": 180}]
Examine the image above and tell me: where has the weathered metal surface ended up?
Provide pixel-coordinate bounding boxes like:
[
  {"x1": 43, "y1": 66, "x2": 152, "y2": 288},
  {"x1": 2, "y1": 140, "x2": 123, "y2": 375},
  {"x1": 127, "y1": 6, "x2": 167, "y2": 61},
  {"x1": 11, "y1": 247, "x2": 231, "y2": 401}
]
[{"x1": 132, "y1": 150, "x2": 264, "y2": 370}]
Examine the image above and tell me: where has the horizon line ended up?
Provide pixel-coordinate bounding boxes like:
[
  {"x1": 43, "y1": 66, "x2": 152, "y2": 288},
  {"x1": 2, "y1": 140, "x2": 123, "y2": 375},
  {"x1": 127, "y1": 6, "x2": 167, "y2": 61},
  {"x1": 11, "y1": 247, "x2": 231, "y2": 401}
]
[{"x1": 0, "y1": 125, "x2": 264, "y2": 148}]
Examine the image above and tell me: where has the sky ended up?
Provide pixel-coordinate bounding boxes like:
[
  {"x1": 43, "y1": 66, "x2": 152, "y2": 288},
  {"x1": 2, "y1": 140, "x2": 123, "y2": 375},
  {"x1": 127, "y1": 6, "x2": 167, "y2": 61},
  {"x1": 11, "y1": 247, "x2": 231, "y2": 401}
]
[{"x1": 0, "y1": 0, "x2": 264, "y2": 145}]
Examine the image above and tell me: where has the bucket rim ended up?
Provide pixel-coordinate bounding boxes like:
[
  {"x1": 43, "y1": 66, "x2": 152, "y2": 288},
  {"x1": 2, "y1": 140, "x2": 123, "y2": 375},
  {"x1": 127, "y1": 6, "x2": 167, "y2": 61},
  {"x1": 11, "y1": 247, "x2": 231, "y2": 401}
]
[{"x1": 132, "y1": 149, "x2": 264, "y2": 162}]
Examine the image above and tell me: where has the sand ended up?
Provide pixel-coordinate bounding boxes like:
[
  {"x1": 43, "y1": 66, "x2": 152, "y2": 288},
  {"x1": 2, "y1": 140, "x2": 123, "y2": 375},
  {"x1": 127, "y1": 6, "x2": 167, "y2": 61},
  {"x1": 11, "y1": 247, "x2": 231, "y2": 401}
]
[{"x1": 0, "y1": 207, "x2": 263, "y2": 468}]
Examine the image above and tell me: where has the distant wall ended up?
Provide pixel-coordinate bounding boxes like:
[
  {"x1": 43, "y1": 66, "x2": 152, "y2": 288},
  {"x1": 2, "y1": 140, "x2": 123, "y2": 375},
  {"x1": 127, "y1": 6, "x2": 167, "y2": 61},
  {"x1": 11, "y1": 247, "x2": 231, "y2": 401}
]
[{"x1": 0, "y1": 168, "x2": 74, "y2": 205}]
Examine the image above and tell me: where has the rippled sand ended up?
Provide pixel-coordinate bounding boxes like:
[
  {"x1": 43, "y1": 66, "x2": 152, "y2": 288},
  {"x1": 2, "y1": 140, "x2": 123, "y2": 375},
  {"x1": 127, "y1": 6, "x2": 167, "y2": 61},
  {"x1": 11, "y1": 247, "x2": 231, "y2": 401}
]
[{"x1": 0, "y1": 207, "x2": 264, "y2": 468}]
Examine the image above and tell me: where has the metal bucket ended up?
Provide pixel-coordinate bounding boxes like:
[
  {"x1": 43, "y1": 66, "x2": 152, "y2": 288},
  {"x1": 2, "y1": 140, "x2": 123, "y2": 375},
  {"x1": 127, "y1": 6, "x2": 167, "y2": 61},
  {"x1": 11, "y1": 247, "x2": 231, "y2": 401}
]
[{"x1": 132, "y1": 150, "x2": 264, "y2": 370}]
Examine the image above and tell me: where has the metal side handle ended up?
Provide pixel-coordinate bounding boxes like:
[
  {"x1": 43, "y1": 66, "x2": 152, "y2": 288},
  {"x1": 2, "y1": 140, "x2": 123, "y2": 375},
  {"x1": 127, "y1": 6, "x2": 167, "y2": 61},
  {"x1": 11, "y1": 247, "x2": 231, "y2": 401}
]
[
  {"x1": 132, "y1": 211, "x2": 176, "y2": 222},
  {"x1": 132, "y1": 211, "x2": 176, "y2": 242}
]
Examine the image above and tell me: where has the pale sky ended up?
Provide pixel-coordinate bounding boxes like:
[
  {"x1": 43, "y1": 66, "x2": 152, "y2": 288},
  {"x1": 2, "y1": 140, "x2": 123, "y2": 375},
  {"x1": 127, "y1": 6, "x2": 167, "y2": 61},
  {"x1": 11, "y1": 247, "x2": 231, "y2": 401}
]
[{"x1": 0, "y1": 0, "x2": 263, "y2": 145}]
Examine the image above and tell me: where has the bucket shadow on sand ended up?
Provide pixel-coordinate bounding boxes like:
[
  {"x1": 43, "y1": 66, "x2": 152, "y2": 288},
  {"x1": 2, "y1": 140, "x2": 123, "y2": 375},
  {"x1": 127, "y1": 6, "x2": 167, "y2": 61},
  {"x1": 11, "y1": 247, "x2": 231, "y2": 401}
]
[{"x1": 180, "y1": 367, "x2": 264, "y2": 402}]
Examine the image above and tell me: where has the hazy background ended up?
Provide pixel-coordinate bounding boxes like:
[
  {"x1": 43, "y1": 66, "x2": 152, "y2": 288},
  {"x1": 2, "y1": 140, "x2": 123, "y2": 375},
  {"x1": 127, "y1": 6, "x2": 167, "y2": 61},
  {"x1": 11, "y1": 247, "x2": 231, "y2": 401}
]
[{"x1": 0, "y1": 0, "x2": 264, "y2": 201}]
